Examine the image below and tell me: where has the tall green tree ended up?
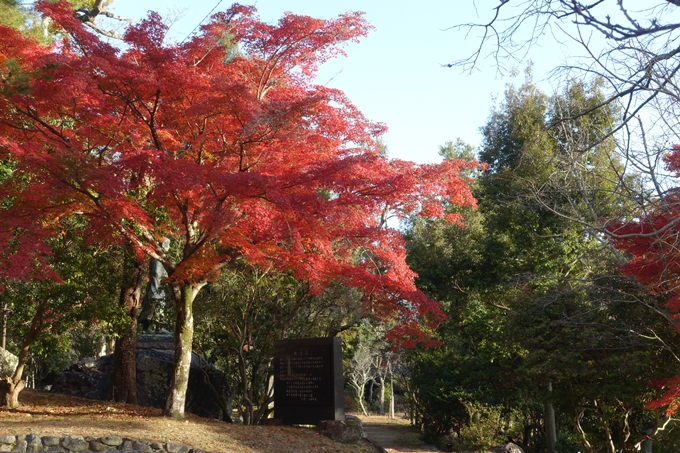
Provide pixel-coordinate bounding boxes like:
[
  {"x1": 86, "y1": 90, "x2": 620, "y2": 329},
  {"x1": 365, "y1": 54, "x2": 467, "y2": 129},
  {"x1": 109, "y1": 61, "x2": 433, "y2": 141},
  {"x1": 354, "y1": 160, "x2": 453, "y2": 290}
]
[{"x1": 404, "y1": 73, "x2": 680, "y2": 452}]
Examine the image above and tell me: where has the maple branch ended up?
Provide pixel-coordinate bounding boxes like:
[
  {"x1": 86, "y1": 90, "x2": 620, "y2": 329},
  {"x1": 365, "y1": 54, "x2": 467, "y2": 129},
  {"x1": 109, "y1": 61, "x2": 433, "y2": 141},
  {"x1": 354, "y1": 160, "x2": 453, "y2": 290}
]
[
  {"x1": 15, "y1": 106, "x2": 71, "y2": 147},
  {"x1": 255, "y1": 30, "x2": 327, "y2": 100},
  {"x1": 98, "y1": 82, "x2": 165, "y2": 152},
  {"x1": 148, "y1": 89, "x2": 164, "y2": 151}
]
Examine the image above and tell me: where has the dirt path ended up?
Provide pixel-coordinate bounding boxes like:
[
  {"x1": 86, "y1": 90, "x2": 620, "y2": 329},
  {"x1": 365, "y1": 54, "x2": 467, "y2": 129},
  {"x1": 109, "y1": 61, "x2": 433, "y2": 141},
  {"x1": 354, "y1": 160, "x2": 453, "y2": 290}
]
[{"x1": 354, "y1": 414, "x2": 439, "y2": 453}]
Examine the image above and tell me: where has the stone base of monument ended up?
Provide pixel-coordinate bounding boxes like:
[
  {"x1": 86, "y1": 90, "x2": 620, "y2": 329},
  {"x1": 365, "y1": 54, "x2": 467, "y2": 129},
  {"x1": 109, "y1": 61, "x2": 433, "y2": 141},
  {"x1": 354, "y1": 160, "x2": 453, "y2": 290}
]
[
  {"x1": 315, "y1": 419, "x2": 363, "y2": 443},
  {"x1": 51, "y1": 336, "x2": 229, "y2": 419}
]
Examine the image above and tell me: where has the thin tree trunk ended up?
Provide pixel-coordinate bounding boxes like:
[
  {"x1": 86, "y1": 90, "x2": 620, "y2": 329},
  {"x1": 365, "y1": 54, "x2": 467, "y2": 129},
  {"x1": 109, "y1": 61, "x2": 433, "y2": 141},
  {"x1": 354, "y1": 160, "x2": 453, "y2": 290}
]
[
  {"x1": 0, "y1": 303, "x2": 44, "y2": 407},
  {"x1": 351, "y1": 382, "x2": 369, "y2": 416},
  {"x1": 164, "y1": 282, "x2": 203, "y2": 418},
  {"x1": 110, "y1": 258, "x2": 144, "y2": 404},
  {"x1": 545, "y1": 403, "x2": 556, "y2": 453},
  {"x1": 1, "y1": 302, "x2": 7, "y2": 350},
  {"x1": 379, "y1": 376, "x2": 386, "y2": 415},
  {"x1": 358, "y1": 393, "x2": 369, "y2": 416},
  {"x1": 574, "y1": 408, "x2": 594, "y2": 453},
  {"x1": 545, "y1": 380, "x2": 557, "y2": 453},
  {"x1": 592, "y1": 399, "x2": 616, "y2": 453},
  {"x1": 389, "y1": 364, "x2": 395, "y2": 420},
  {"x1": 237, "y1": 347, "x2": 253, "y2": 424}
]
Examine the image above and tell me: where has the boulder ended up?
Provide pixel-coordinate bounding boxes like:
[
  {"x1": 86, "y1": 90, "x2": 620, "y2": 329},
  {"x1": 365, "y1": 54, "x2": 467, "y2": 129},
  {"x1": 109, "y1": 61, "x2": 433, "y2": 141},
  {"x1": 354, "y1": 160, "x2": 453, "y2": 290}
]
[
  {"x1": 493, "y1": 443, "x2": 525, "y2": 453},
  {"x1": 51, "y1": 356, "x2": 113, "y2": 400},
  {"x1": 51, "y1": 343, "x2": 229, "y2": 419},
  {"x1": 344, "y1": 415, "x2": 366, "y2": 437},
  {"x1": 315, "y1": 419, "x2": 363, "y2": 443},
  {"x1": 134, "y1": 349, "x2": 229, "y2": 419},
  {"x1": 0, "y1": 347, "x2": 18, "y2": 378}
]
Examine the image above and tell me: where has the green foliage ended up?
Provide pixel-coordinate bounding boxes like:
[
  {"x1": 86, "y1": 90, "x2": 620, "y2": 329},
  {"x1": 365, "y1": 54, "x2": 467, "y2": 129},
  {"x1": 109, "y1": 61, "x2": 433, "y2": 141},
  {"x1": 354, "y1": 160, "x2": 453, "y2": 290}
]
[
  {"x1": 0, "y1": 0, "x2": 29, "y2": 32},
  {"x1": 193, "y1": 261, "x2": 363, "y2": 424},
  {"x1": 406, "y1": 347, "x2": 469, "y2": 442},
  {"x1": 403, "y1": 71, "x2": 680, "y2": 452},
  {"x1": 0, "y1": 0, "x2": 53, "y2": 44},
  {"x1": 1, "y1": 216, "x2": 131, "y2": 389}
]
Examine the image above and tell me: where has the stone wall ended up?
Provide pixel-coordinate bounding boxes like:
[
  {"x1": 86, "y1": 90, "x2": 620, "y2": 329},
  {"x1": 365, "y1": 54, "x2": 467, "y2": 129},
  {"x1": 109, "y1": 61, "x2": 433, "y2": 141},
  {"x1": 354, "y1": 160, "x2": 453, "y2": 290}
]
[{"x1": 0, "y1": 434, "x2": 212, "y2": 453}]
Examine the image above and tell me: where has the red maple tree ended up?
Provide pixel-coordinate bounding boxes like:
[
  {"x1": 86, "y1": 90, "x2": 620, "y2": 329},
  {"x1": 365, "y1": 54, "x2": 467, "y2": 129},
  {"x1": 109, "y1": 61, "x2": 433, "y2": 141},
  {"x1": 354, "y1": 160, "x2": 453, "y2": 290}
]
[{"x1": 0, "y1": 1, "x2": 480, "y2": 417}]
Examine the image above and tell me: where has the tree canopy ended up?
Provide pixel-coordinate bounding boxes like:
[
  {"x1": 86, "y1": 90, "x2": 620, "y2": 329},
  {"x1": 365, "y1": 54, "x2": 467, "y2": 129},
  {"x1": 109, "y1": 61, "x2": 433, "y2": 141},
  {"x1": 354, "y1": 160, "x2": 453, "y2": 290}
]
[{"x1": 0, "y1": 1, "x2": 479, "y2": 416}]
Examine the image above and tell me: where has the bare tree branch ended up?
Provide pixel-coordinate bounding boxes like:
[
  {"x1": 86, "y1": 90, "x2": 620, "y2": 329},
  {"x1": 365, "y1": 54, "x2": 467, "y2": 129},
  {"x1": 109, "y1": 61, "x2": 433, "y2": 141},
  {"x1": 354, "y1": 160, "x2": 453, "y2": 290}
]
[{"x1": 75, "y1": 0, "x2": 130, "y2": 40}]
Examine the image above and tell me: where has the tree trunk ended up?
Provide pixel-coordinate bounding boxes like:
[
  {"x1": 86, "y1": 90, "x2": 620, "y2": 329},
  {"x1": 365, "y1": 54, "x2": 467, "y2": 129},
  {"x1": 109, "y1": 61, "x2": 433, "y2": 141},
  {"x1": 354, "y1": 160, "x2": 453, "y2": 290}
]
[
  {"x1": 545, "y1": 403, "x2": 557, "y2": 453},
  {"x1": 111, "y1": 259, "x2": 144, "y2": 404},
  {"x1": 1, "y1": 302, "x2": 7, "y2": 350},
  {"x1": 164, "y1": 282, "x2": 203, "y2": 419},
  {"x1": 379, "y1": 376, "x2": 385, "y2": 415},
  {"x1": 0, "y1": 304, "x2": 44, "y2": 407},
  {"x1": 237, "y1": 346, "x2": 253, "y2": 425},
  {"x1": 389, "y1": 367, "x2": 395, "y2": 420},
  {"x1": 358, "y1": 393, "x2": 369, "y2": 416},
  {"x1": 0, "y1": 377, "x2": 24, "y2": 407}
]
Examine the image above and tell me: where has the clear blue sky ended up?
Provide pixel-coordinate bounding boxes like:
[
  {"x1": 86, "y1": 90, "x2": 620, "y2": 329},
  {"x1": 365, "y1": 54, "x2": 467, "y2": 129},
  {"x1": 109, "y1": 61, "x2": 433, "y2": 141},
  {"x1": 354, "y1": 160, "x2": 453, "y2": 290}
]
[{"x1": 108, "y1": 0, "x2": 573, "y2": 163}]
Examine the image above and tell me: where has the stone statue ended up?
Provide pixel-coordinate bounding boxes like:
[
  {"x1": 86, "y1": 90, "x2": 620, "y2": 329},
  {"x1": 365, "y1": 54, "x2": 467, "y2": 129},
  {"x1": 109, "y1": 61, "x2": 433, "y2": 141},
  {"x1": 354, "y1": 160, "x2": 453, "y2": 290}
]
[{"x1": 138, "y1": 239, "x2": 170, "y2": 332}]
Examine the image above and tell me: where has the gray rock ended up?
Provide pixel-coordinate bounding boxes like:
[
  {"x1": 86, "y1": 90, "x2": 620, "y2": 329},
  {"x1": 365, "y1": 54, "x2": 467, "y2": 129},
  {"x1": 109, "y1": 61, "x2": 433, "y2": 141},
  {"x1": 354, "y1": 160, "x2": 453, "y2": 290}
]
[
  {"x1": 0, "y1": 348, "x2": 17, "y2": 379},
  {"x1": 51, "y1": 356, "x2": 113, "y2": 401},
  {"x1": 130, "y1": 441, "x2": 149, "y2": 453},
  {"x1": 60, "y1": 436, "x2": 88, "y2": 452},
  {"x1": 15, "y1": 438, "x2": 25, "y2": 443},
  {"x1": 89, "y1": 441, "x2": 113, "y2": 452},
  {"x1": 344, "y1": 415, "x2": 366, "y2": 438},
  {"x1": 100, "y1": 437, "x2": 122, "y2": 447},
  {"x1": 0, "y1": 436, "x2": 16, "y2": 445},
  {"x1": 12, "y1": 440, "x2": 27, "y2": 453},
  {"x1": 119, "y1": 441, "x2": 133, "y2": 451},
  {"x1": 165, "y1": 444, "x2": 188, "y2": 453},
  {"x1": 40, "y1": 438, "x2": 59, "y2": 449},
  {"x1": 315, "y1": 420, "x2": 363, "y2": 443},
  {"x1": 149, "y1": 443, "x2": 163, "y2": 451},
  {"x1": 493, "y1": 443, "x2": 525, "y2": 453},
  {"x1": 25, "y1": 435, "x2": 41, "y2": 453}
]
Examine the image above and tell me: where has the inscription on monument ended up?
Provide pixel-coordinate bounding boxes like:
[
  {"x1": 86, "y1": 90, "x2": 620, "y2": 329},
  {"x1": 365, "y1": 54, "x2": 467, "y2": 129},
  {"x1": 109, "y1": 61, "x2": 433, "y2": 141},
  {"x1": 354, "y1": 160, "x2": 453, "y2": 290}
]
[
  {"x1": 274, "y1": 337, "x2": 344, "y2": 425},
  {"x1": 277, "y1": 349, "x2": 329, "y2": 404}
]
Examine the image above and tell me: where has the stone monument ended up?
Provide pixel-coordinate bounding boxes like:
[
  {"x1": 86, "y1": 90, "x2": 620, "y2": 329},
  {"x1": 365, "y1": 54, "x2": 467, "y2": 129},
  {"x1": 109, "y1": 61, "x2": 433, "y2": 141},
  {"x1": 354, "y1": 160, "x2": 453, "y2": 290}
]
[{"x1": 273, "y1": 337, "x2": 344, "y2": 425}]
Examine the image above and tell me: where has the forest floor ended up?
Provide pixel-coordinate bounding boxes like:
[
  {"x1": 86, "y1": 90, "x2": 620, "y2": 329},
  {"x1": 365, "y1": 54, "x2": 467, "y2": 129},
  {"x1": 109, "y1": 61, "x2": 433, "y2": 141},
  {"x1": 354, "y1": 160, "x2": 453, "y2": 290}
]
[{"x1": 0, "y1": 390, "x2": 439, "y2": 453}]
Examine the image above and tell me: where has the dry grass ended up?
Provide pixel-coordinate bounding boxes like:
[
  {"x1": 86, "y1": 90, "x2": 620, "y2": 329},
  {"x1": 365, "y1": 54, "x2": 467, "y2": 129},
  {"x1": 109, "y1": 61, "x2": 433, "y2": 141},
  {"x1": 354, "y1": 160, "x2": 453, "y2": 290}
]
[{"x1": 0, "y1": 390, "x2": 375, "y2": 453}]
